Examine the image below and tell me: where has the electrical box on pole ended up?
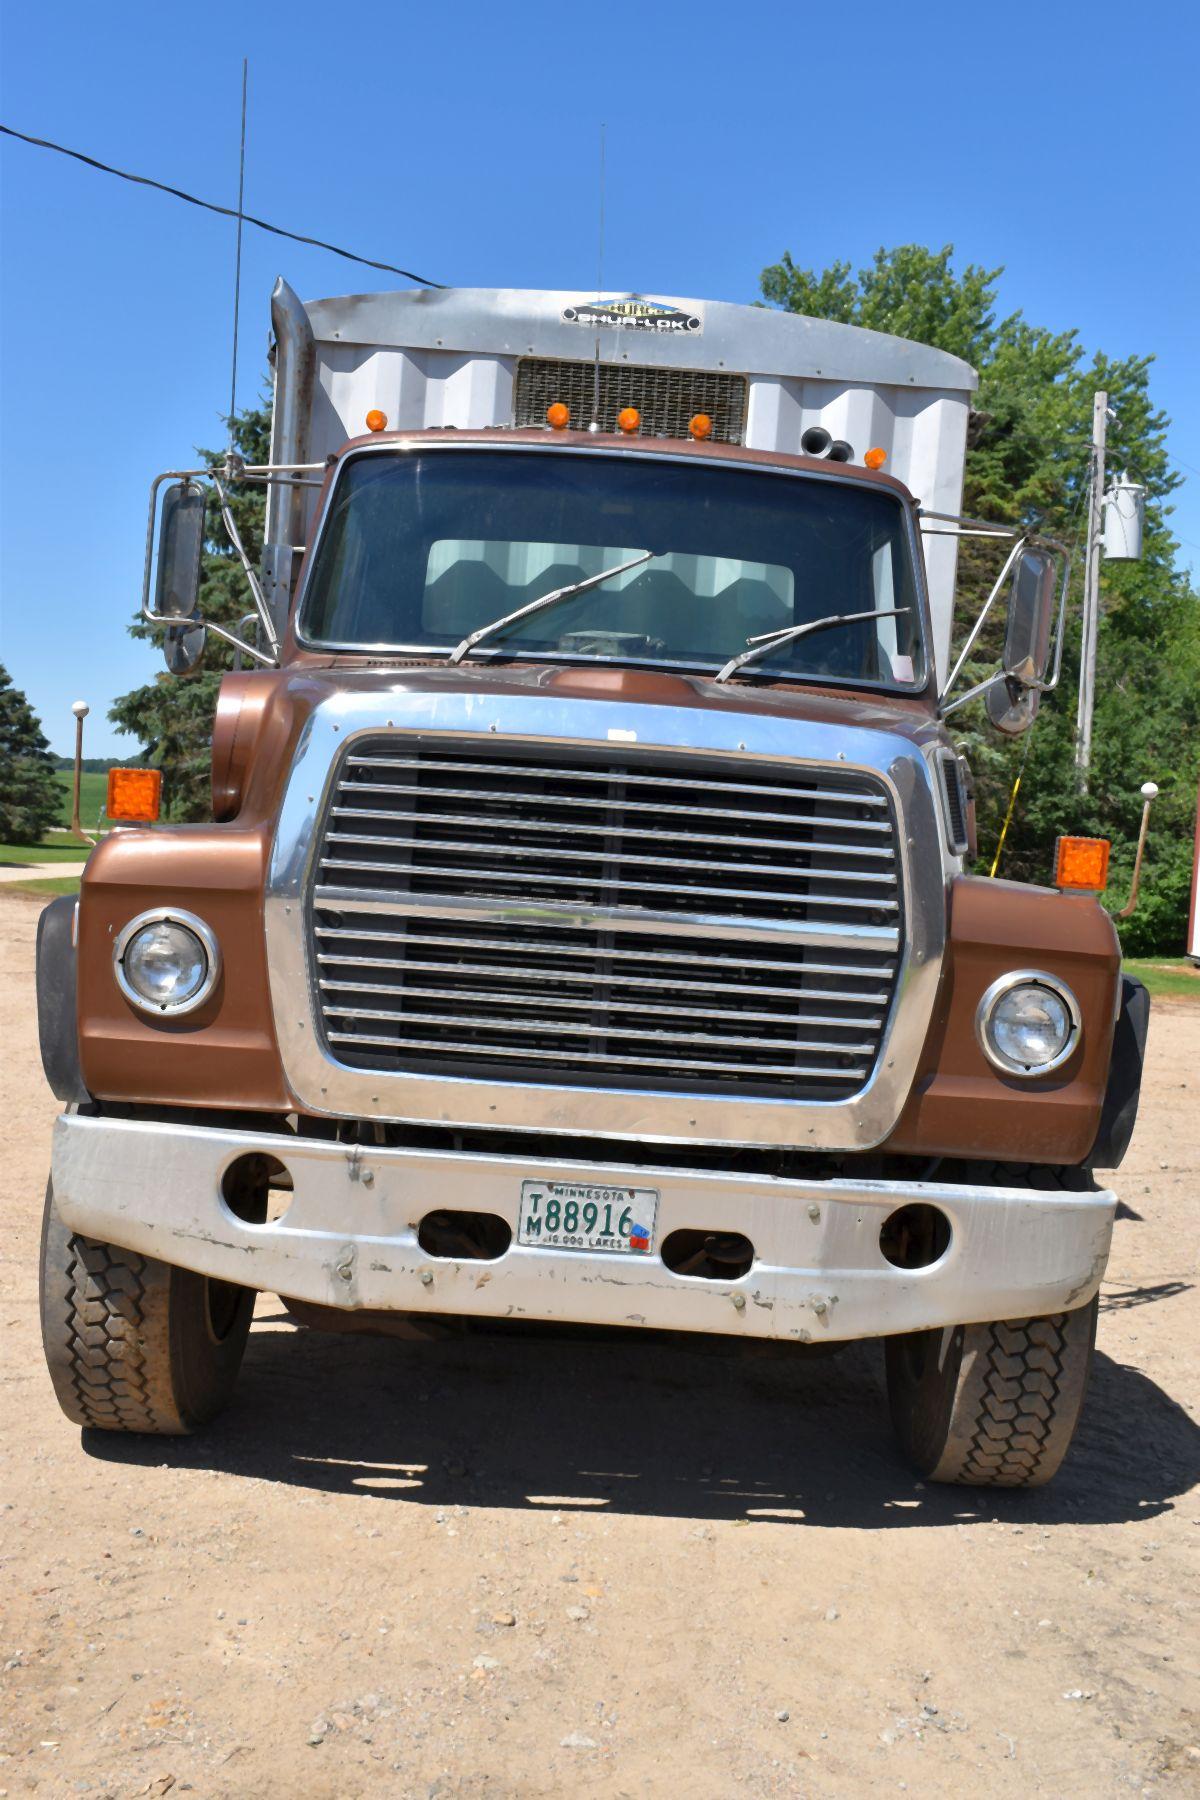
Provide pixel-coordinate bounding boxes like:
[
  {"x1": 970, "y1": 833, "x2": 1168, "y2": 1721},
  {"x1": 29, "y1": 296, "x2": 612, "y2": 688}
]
[{"x1": 1103, "y1": 473, "x2": 1146, "y2": 560}]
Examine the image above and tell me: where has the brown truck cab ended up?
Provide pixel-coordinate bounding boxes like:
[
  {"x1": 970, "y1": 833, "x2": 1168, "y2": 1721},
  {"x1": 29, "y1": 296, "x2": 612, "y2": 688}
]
[{"x1": 36, "y1": 286, "x2": 1147, "y2": 1484}]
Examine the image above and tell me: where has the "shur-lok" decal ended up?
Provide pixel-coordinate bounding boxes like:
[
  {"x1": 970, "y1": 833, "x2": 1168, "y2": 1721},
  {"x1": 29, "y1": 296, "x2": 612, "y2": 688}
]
[{"x1": 562, "y1": 296, "x2": 702, "y2": 335}]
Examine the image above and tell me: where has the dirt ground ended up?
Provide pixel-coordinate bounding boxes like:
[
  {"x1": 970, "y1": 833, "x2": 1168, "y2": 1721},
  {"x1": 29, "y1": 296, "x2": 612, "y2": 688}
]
[{"x1": 1, "y1": 896, "x2": 1196, "y2": 1799}]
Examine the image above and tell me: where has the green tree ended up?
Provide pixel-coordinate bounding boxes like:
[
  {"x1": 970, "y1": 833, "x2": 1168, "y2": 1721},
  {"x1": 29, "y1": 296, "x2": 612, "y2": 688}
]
[
  {"x1": 0, "y1": 664, "x2": 64, "y2": 843},
  {"x1": 109, "y1": 400, "x2": 270, "y2": 820},
  {"x1": 761, "y1": 244, "x2": 1200, "y2": 953}
]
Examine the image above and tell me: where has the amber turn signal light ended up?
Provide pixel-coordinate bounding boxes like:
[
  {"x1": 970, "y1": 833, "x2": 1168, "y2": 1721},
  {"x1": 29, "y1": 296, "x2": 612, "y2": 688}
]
[
  {"x1": 864, "y1": 446, "x2": 887, "y2": 470},
  {"x1": 365, "y1": 409, "x2": 388, "y2": 433},
  {"x1": 107, "y1": 767, "x2": 162, "y2": 824},
  {"x1": 616, "y1": 407, "x2": 641, "y2": 434},
  {"x1": 546, "y1": 402, "x2": 570, "y2": 429},
  {"x1": 688, "y1": 413, "x2": 713, "y2": 440},
  {"x1": 1054, "y1": 835, "x2": 1110, "y2": 892}
]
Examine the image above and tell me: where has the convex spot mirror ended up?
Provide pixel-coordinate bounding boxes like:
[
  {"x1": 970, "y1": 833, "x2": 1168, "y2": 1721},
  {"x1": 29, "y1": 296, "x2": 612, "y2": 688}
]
[
  {"x1": 155, "y1": 482, "x2": 207, "y2": 674},
  {"x1": 985, "y1": 546, "x2": 1056, "y2": 737}
]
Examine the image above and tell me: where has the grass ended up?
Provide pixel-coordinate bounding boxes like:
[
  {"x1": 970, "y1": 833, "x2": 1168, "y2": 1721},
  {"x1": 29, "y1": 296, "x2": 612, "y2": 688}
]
[
  {"x1": 0, "y1": 840, "x2": 94, "y2": 865},
  {"x1": 0, "y1": 875, "x2": 82, "y2": 900},
  {"x1": 55, "y1": 769, "x2": 109, "y2": 832},
  {"x1": 1123, "y1": 957, "x2": 1200, "y2": 1001}
]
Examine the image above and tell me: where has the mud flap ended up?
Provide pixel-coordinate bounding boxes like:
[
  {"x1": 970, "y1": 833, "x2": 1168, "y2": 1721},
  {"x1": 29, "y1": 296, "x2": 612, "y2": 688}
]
[{"x1": 1087, "y1": 975, "x2": 1150, "y2": 1170}]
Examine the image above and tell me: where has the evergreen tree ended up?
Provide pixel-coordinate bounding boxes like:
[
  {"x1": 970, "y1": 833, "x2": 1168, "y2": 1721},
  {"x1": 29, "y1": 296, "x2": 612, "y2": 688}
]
[
  {"x1": 761, "y1": 245, "x2": 1200, "y2": 953},
  {"x1": 0, "y1": 664, "x2": 64, "y2": 843},
  {"x1": 109, "y1": 400, "x2": 270, "y2": 820}
]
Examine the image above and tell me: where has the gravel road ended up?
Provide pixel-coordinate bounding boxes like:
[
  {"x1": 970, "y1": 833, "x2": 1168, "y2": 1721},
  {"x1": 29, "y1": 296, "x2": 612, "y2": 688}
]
[{"x1": 1, "y1": 895, "x2": 1196, "y2": 1798}]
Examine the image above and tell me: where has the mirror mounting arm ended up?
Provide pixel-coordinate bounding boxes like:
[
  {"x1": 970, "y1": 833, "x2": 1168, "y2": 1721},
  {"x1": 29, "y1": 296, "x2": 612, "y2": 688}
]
[
  {"x1": 941, "y1": 535, "x2": 1028, "y2": 699},
  {"x1": 210, "y1": 471, "x2": 280, "y2": 659},
  {"x1": 207, "y1": 618, "x2": 277, "y2": 669},
  {"x1": 941, "y1": 669, "x2": 1009, "y2": 718},
  {"x1": 922, "y1": 511, "x2": 1072, "y2": 721},
  {"x1": 139, "y1": 461, "x2": 334, "y2": 674},
  {"x1": 140, "y1": 465, "x2": 320, "y2": 673}
]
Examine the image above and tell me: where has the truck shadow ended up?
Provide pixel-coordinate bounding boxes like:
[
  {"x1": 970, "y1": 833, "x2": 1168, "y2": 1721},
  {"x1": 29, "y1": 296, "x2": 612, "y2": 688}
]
[{"x1": 83, "y1": 1309, "x2": 1200, "y2": 1530}]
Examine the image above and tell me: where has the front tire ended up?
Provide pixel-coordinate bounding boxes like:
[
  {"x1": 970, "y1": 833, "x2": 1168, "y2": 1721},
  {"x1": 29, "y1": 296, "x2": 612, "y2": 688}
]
[
  {"x1": 886, "y1": 1298, "x2": 1099, "y2": 1488},
  {"x1": 39, "y1": 1181, "x2": 253, "y2": 1434}
]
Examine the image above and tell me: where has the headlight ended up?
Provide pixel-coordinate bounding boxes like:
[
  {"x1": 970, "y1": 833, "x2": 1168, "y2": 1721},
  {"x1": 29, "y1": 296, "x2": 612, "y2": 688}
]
[
  {"x1": 976, "y1": 972, "x2": 1080, "y2": 1076},
  {"x1": 114, "y1": 909, "x2": 220, "y2": 1016}
]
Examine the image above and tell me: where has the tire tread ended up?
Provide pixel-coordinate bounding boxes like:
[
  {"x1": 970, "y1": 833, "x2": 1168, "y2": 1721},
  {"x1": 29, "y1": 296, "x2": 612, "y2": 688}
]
[
  {"x1": 39, "y1": 1181, "x2": 253, "y2": 1436},
  {"x1": 884, "y1": 1161, "x2": 1101, "y2": 1489},
  {"x1": 958, "y1": 1314, "x2": 1073, "y2": 1486},
  {"x1": 61, "y1": 1234, "x2": 163, "y2": 1432}
]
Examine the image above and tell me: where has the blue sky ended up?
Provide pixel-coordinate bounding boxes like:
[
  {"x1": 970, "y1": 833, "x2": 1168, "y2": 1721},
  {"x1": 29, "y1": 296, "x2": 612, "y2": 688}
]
[{"x1": 1, "y1": 0, "x2": 1195, "y2": 756}]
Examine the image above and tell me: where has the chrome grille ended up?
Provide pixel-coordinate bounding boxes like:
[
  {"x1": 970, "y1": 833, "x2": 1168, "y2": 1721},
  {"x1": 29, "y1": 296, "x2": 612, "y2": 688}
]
[
  {"x1": 309, "y1": 740, "x2": 902, "y2": 1100},
  {"x1": 513, "y1": 357, "x2": 748, "y2": 445}
]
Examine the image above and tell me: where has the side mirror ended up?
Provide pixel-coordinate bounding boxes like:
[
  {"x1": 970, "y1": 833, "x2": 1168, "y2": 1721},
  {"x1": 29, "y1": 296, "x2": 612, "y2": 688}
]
[
  {"x1": 985, "y1": 546, "x2": 1057, "y2": 736},
  {"x1": 154, "y1": 482, "x2": 207, "y2": 674}
]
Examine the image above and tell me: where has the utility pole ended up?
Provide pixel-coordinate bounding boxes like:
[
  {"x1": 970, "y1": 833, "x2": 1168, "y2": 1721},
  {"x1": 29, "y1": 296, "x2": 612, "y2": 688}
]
[{"x1": 1075, "y1": 390, "x2": 1108, "y2": 786}]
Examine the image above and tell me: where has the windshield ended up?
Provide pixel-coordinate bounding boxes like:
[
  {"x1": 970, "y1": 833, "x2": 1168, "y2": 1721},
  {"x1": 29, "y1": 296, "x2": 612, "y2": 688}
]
[{"x1": 299, "y1": 448, "x2": 926, "y2": 689}]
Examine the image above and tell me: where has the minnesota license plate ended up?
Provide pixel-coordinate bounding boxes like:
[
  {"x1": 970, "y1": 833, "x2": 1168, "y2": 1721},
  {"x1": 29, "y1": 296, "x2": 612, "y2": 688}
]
[{"x1": 518, "y1": 1180, "x2": 659, "y2": 1255}]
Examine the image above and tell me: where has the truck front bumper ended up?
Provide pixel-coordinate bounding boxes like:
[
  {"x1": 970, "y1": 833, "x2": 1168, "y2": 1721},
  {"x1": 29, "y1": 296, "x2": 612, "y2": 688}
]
[{"x1": 50, "y1": 1114, "x2": 1115, "y2": 1343}]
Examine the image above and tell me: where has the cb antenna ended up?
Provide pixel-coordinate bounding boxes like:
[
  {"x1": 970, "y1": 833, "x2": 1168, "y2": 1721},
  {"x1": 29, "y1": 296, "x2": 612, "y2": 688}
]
[
  {"x1": 597, "y1": 120, "x2": 606, "y2": 293},
  {"x1": 227, "y1": 58, "x2": 248, "y2": 460},
  {"x1": 591, "y1": 122, "x2": 606, "y2": 431}
]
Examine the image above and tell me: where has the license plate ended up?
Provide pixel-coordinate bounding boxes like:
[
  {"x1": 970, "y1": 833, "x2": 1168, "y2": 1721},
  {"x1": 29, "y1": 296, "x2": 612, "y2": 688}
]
[{"x1": 518, "y1": 1180, "x2": 659, "y2": 1255}]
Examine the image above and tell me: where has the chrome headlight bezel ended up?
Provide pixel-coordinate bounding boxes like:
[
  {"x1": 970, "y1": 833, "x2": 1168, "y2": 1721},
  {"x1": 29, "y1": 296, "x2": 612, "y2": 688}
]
[
  {"x1": 113, "y1": 908, "x2": 221, "y2": 1017},
  {"x1": 975, "y1": 969, "x2": 1081, "y2": 1077}
]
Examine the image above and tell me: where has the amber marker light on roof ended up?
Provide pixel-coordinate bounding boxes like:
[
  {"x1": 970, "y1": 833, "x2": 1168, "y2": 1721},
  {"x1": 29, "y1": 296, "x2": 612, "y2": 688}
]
[
  {"x1": 365, "y1": 409, "x2": 388, "y2": 432},
  {"x1": 864, "y1": 446, "x2": 887, "y2": 470},
  {"x1": 1054, "y1": 835, "x2": 1111, "y2": 892},
  {"x1": 108, "y1": 767, "x2": 162, "y2": 824},
  {"x1": 546, "y1": 402, "x2": 570, "y2": 429},
  {"x1": 616, "y1": 407, "x2": 641, "y2": 434},
  {"x1": 688, "y1": 413, "x2": 714, "y2": 440}
]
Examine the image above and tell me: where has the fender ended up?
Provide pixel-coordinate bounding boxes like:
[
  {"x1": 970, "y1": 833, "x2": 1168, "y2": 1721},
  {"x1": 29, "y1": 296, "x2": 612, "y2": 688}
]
[{"x1": 36, "y1": 894, "x2": 89, "y2": 1104}]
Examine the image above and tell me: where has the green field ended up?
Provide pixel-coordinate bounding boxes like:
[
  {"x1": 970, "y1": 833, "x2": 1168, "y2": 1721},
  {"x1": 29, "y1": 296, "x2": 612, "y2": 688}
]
[
  {"x1": 0, "y1": 839, "x2": 93, "y2": 865},
  {"x1": 1, "y1": 874, "x2": 82, "y2": 899},
  {"x1": 1123, "y1": 958, "x2": 1200, "y2": 1001},
  {"x1": 54, "y1": 769, "x2": 109, "y2": 831}
]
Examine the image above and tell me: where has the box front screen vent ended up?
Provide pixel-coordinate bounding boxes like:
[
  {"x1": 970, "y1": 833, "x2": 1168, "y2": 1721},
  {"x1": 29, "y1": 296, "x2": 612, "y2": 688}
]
[{"x1": 513, "y1": 358, "x2": 748, "y2": 445}]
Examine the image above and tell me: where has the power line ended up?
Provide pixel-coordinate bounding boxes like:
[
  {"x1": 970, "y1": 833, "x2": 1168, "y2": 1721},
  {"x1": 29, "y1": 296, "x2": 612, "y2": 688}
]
[{"x1": 0, "y1": 121, "x2": 444, "y2": 288}]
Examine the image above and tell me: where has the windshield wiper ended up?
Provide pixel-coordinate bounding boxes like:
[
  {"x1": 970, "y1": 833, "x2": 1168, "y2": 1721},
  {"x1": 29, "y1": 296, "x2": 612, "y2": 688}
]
[
  {"x1": 713, "y1": 607, "x2": 912, "y2": 684},
  {"x1": 447, "y1": 551, "x2": 658, "y2": 665}
]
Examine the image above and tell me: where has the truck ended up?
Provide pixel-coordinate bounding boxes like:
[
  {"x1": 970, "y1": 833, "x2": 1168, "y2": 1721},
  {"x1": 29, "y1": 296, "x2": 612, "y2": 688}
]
[{"x1": 35, "y1": 282, "x2": 1150, "y2": 1485}]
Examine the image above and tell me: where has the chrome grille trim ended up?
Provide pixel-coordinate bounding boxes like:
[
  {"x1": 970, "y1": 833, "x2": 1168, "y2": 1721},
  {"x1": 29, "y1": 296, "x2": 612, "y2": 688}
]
[
  {"x1": 320, "y1": 863, "x2": 899, "y2": 908},
  {"x1": 307, "y1": 738, "x2": 903, "y2": 1100},
  {"x1": 263, "y1": 688, "x2": 948, "y2": 1149},
  {"x1": 323, "y1": 833, "x2": 899, "y2": 881},
  {"x1": 319, "y1": 980, "x2": 888, "y2": 1021},
  {"x1": 329, "y1": 810, "x2": 896, "y2": 855},
  {"x1": 323, "y1": 1038, "x2": 873, "y2": 1082},
  {"x1": 313, "y1": 925, "x2": 897, "y2": 974},
  {"x1": 343, "y1": 754, "x2": 890, "y2": 805},
  {"x1": 331, "y1": 792, "x2": 894, "y2": 831},
  {"x1": 312, "y1": 891, "x2": 901, "y2": 952}
]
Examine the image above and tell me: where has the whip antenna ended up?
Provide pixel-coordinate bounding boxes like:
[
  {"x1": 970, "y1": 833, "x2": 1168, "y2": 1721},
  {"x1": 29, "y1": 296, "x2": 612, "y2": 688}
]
[
  {"x1": 591, "y1": 123, "x2": 606, "y2": 430},
  {"x1": 228, "y1": 58, "x2": 248, "y2": 454},
  {"x1": 597, "y1": 120, "x2": 606, "y2": 293}
]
